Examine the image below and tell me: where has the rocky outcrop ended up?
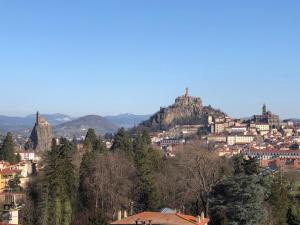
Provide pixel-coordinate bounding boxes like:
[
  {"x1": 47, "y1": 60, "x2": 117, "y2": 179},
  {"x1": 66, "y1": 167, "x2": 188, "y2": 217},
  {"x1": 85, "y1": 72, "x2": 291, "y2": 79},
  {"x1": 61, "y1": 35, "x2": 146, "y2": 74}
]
[
  {"x1": 25, "y1": 112, "x2": 53, "y2": 152},
  {"x1": 140, "y1": 88, "x2": 225, "y2": 131}
]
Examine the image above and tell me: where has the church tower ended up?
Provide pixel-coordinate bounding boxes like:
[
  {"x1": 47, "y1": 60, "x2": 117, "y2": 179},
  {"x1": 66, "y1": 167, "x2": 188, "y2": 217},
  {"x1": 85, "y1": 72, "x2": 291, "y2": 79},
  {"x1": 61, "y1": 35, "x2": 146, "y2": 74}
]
[{"x1": 262, "y1": 104, "x2": 267, "y2": 115}]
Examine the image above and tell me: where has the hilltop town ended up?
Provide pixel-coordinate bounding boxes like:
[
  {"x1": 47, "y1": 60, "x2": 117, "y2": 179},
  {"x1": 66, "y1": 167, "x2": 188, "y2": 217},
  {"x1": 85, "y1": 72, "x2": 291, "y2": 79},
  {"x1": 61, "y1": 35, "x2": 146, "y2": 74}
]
[{"x1": 0, "y1": 90, "x2": 299, "y2": 225}]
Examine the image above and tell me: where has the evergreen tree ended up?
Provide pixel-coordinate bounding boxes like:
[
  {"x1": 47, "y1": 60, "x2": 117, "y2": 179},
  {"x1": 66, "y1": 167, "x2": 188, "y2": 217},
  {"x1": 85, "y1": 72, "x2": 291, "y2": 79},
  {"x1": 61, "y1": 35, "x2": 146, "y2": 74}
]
[
  {"x1": 209, "y1": 174, "x2": 268, "y2": 225},
  {"x1": 84, "y1": 128, "x2": 98, "y2": 151},
  {"x1": 87, "y1": 210, "x2": 107, "y2": 225},
  {"x1": 232, "y1": 154, "x2": 245, "y2": 175},
  {"x1": 84, "y1": 129, "x2": 107, "y2": 153},
  {"x1": 209, "y1": 154, "x2": 270, "y2": 225},
  {"x1": 0, "y1": 132, "x2": 16, "y2": 163},
  {"x1": 142, "y1": 130, "x2": 151, "y2": 146},
  {"x1": 111, "y1": 128, "x2": 133, "y2": 158},
  {"x1": 37, "y1": 139, "x2": 77, "y2": 225},
  {"x1": 232, "y1": 154, "x2": 259, "y2": 176},
  {"x1": 133, "y1": 132, "x2": 160, "y2": 211},
  {"x1": 16, "y1": 153, "x2": 21, "y2": 162},
  {"x1": 243, "y1": 157, "x2": 259, "y2": 175},
  {"x1": 269, "y1": 172, "x2": 290, "y2": 225},
  {"x1": 77, "y1": 150, "x2": 96, "y2": 210},
  {"x1": 94, "y1": 137, "x2": 107, "y2": 153},
  {"x1": 287, "y1": 202, "x2": 300, "y2": 225}
]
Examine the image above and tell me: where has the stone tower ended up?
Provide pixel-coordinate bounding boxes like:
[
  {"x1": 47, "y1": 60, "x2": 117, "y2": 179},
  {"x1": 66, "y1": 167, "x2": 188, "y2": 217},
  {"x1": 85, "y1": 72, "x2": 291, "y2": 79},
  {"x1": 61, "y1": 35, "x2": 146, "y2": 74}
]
[
  {"x1": 185, "y1": 87, "x2": 189, "y2": 97},
  {"x1": 25, "y1": 112, "x2": 53, "y2": 152},
  {"x1": 262, "y1": 104, "x2": 267, "y2": 115}
]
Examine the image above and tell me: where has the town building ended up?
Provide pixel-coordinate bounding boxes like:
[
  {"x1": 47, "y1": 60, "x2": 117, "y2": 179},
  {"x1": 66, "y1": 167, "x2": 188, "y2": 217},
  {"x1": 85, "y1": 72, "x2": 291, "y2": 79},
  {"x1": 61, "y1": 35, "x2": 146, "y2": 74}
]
[
  {"x1": 17, "y1": 151, "x2": 35, "y2": 161},
  {"x1": 243, "y1": 149, "x2": 300, "y2": 169},
  {"x1": 227, "y1": 135, "x2": 254, "y2": 146},
  {"x1": 253, "y1": 104, "x2": 280, "y2": 128}
]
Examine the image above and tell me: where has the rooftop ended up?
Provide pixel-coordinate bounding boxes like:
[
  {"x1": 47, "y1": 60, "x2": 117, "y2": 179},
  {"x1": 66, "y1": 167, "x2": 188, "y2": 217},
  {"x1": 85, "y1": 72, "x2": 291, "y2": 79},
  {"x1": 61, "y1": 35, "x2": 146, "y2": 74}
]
[{"x1": 111, "y1": 212, "x2": 208, "y2": 225}]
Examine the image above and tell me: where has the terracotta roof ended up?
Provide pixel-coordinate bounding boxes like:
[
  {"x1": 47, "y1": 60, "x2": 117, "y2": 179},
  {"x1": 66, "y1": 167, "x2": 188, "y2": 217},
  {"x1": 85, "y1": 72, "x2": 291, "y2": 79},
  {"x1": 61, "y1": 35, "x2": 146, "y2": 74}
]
[
  {"x1": 111, "y1": 212, "x2": 208, "y2": 225},
  {"x1": 0, "y1": 223, "x2": 20, "y2": 225},
  {"x1": 246, "y1": 149, "x2": 300, "y2": 155},
  {"x1": 0, "y1": 169, "x2": 20, "y2": 175}
]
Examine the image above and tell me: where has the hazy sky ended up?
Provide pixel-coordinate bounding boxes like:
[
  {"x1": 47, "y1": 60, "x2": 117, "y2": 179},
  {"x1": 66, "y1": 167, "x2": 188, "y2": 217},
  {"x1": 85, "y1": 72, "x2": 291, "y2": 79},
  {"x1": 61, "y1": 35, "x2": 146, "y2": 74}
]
[{"x1": 0, "y1": 1, "x2": 299, "y2": 119}]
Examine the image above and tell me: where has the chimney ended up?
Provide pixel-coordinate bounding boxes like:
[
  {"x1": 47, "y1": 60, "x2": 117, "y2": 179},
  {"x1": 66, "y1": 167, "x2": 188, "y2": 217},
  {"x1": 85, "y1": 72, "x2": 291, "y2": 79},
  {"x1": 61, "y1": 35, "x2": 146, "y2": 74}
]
[
  {"x1": 196, "y1": 215, "x2": 201, "y2": 224},
  {"x1": 117, "y1": 210, "x2": 122, "y2": 221},
  {"x1": 201, "y1": 211, "x2": 205, "y2": 220},
  {"x1": 124, "y1": 210, "x2": 128, "y2": 219}
]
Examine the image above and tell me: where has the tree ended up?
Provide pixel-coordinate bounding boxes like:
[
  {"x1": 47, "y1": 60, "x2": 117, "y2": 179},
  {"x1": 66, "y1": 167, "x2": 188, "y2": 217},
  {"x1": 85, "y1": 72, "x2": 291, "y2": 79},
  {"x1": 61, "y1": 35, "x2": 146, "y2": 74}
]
[
  {"x1": 209, "y1": 174, "x2": 268, "y2": 225},
  {"x1": 36, "y1": 139, "x2": 78, "y2": 225},
  {"x1": 8, "y1": 174, "x2": 21, "y2": 191},
  {"x1": 84, "y1": 129, "x2": 97, "y2": 150},
  {"x1": 76, "y1": 152, "x2": 135, "y2": 221},
  {"x1": 268, "y1": 172, "x2": 290, "y2": 225},
  {"x1": 83, "y1": 129, "x2": 107, "y2": 153},
  {"x1": 16, "y1": 153, "x2": 21, "y2": 162},
  {"x1": 0, "y1": 132, "x2": 16, "y2": 163},
  {"x1": 208, "y1": 154, "x2": 272, "y2": 225},
  {"x1": 133, "y1": 132, "x2": 161, "y2": 211},
  {"x1": 111, "y1": 128, "x2": 133, "y2": 158},
  {"x1": 72, "y1": 210, "x2": 107, "y2": 225},
  {"x1": 287, "y1": 202, "x2": 300, "y2": 225},
  {"x1": 77, "y1": 151, "x2": 96, "y2": 211}
]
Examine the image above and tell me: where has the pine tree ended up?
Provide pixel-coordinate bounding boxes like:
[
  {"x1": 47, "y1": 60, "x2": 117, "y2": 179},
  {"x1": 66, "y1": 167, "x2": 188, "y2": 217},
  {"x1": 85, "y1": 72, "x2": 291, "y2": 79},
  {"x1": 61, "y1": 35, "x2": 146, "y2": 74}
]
[
  {"x1": 86, "y1": 210, "x2": 107, "y2": 225},
  {"x1": 209, "y1": 154, "x2": 270, "y2": 225},
  {"x1": 133, "y1": 132, "x2": 160, "y2": 211},
  {"x1": 269, "y1": 172, "x2": 290, "y2": 225},
  {"x1": 84, "y1": 128, "x2": 107, "y2": 153},
  {"x1": 287, "y1": 203, "x2": 300, "y2": 225},
  {"x1": 112, "y1": 128, "x2": 133, "y2": 158},
  {"x1": 37, "y1": 139, "x2": 77, "y2": 225},
  {"x1": 0, "y1": 132, "x2": 16, "y2": 163},
  {"x1": 77, "y1": 151, "x2": 96, "y2": 210},
  {"x1": 209, "y1": 174, "x2": 267, "y2": 225},
  {"x1": 84, "y1": 128, "x2": 98, "y2": 151},
  {"x1": 243, "y1": 157, "x2": 259, "y2": 175},
  {"x1": 142, "y1": 130, "x2": 151, "y2": 146}
]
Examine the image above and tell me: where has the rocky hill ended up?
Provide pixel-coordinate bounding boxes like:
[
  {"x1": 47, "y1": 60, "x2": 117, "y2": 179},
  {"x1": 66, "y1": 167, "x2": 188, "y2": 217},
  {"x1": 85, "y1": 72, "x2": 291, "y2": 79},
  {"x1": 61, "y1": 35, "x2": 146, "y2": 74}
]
[
  {"x1": 25, "y1": 112, "x2": 53, "y2": 152},
  {"x1": 54, "y1": 115, "x2": 118, "y2": 138},
  {"x1": 139, "y1": 89, "x2": 225, "y2": 131}
]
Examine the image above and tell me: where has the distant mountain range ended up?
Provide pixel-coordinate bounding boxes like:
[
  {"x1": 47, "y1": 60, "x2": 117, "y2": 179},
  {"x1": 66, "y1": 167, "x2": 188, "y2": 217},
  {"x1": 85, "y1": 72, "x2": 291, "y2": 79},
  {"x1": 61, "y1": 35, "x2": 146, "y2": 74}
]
[
  {"x1": 105, "y1": 114, "x2": 151, "y2": 128},
  {"x1": 0, "y1": 113, "x2": 150, "y2": 136},
  {"x1": 54, "y1": 115, "x2": 118, "y2": 137},
  {"x1": 0, "y1": 113, "x2": 73, "y2": 134}
]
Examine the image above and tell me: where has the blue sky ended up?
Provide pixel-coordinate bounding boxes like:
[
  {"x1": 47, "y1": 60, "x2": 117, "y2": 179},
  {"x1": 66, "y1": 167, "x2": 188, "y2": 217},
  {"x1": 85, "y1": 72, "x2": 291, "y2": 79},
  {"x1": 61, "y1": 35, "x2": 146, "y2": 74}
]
[{"x1": 0, "y1": 1, "x2": 299, "y2": 118}]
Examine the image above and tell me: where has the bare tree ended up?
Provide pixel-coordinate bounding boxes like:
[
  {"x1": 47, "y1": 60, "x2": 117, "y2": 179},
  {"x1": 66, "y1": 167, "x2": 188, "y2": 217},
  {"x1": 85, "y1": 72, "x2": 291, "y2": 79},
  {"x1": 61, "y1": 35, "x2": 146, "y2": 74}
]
[
  {"x1": 84, "y1": 152, "x2": 135, "y2": 220},
  {"x1": 156, "y1": 143, "x2": 232, "y2": 215}
]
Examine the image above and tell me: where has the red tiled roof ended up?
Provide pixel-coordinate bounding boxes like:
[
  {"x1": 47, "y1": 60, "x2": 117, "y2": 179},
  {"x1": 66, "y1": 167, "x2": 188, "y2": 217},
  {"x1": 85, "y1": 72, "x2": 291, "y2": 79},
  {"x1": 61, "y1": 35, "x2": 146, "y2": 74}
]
[
  {"x1": 111, "y1": 212, "x2": 208, "y2": 225},
  {"x1": 0, "y1": 169, "x2": 20, "y2": 175},
  {"x1": 176, "y1": 214, "x2": 209, "y2": 225}
]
